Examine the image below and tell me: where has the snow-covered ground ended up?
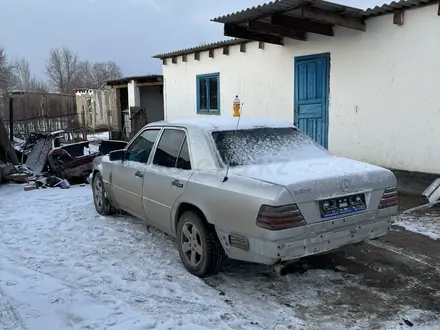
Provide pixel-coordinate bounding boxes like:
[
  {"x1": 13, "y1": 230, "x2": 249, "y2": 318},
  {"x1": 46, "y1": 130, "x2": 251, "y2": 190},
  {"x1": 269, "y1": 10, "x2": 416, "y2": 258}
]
[
  {"x1": 393, "y1": 213, "x2": 440, "y2": 240},
  {"x1": 85, "y1": 131, "x2": 110, "y2": 154},
  {"x1": 87, "y1": 131, "x2": 110, "y2": 142},
  {"x1": 0, "y1": 184, "x2": 439, "y2": 330}
]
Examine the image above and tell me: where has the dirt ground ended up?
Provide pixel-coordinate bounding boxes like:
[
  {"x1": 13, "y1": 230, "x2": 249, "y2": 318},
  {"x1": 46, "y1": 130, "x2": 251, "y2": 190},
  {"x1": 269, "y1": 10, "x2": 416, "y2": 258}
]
[{"x1": 203, "y1": 194, "x2": 440, "y2": 329}]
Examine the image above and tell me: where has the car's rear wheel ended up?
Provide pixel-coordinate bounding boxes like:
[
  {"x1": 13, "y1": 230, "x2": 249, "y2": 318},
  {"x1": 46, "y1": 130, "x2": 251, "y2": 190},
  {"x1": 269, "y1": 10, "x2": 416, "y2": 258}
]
[
  {"x1": 176, "y1": 211, "x2": 224, "y2": 277},
  {"x1": 92, "y1": 172, "x2": 115, "y2": 215}
]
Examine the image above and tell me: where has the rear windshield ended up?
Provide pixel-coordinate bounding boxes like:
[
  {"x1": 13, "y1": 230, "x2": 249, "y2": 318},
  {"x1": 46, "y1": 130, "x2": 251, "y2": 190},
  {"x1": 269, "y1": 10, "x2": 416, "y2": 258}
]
[{"x1": 211, "y1": 127, "x2": 327, "y2": 167}]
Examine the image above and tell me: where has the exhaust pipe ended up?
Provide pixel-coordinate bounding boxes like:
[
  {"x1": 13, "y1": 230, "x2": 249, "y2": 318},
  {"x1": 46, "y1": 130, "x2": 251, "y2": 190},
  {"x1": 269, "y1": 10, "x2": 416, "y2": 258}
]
[{"x1": 273, "y1": 262, "x2": 288, "y2": 276}]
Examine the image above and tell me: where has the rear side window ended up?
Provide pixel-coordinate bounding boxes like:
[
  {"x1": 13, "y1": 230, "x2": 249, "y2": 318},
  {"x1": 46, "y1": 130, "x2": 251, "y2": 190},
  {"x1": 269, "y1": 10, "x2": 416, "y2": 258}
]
[
  {"x1": 176, "y1": 137, "x2": 191, "y2": 170},
  {"x1": 153, "y1": 129, "x2": 185, "y2": 168},
  {"x1": 127, "y1": 129, "x2": 160, "y2": 163}
]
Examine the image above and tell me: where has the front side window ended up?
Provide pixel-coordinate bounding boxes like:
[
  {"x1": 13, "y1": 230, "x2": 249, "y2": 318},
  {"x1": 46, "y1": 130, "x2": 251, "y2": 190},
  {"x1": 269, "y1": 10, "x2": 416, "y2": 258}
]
[
  {"x1": 196, "y1": 73, "x2": 219, "y2": 115},
  {"x1": 126, "y1": 129, "x2": 160, "y2": 163},
  {"x1": 211, "y1": 127, "x2": 328, "y2": 167},
  {"x1": 153, "y1": 129, "x2": 186, "y2": 168}
]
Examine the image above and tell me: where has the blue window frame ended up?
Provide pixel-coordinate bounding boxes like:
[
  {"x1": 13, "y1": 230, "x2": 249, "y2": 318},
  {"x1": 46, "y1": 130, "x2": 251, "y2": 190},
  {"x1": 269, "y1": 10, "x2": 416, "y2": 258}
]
[{"x1": 196, "y1": 73, "x2": 220, "y2": 115}]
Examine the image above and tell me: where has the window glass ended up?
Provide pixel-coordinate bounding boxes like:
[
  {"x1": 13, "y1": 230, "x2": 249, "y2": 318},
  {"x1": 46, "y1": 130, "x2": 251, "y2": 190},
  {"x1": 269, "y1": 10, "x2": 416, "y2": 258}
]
[
  {"x1": 211, "y1": 127, "x2": 328, "y2": 167},
  {"x1": 198, "y1": 78, "x2": 207, "y2": 111},
  {"x1": 126, "y1": 129, "x2": 160, "y2": 163},
  {"x1": 197, "y1": 74, "x2": 219, "y2": 113},
  {"x1": 153, "y1": 129, "x2": 185, "y2": 168},
  {"x1": 176, "y1": 137, "x2": 191, "y2": 170},
  {"x1": 208, "y1": 77, "x2": 218, "y2": 110}
]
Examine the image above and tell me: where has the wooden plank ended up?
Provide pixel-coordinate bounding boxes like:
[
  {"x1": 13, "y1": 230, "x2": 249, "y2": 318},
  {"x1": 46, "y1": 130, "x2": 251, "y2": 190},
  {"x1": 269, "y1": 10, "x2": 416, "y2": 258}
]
[
  {"x1": 300, "y1": 6, "x2": 366, "y2": 32},
  {"x1": 247, "y1": 20, "x2": 307, "y2": 41},
  {"x1": 108, "y1": 84, "x2": 128, "y2": 89},
  {"x1": 271, "y1": 14, "x2": 334, "y2": 36},
  {"x1": 136, "y1": 81, "x2": 163, "y2": 87},
  {"x1": 393, "y1": 10, "x2": 404, "y2": 26},
  {"x1": 224, "y1": 23, "x2": 284, "y2": 45}
]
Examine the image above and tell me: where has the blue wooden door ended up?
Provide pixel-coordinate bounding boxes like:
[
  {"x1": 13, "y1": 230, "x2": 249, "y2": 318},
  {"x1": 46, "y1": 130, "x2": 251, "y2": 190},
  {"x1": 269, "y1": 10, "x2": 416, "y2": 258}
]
[{"x1": 294, "y1": 53, "x2": 330, "y2": 148}]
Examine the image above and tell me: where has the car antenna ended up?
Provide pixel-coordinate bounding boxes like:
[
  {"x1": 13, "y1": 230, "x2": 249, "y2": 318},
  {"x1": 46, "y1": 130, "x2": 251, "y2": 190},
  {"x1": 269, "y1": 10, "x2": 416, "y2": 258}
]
[{"x1": 222, "y1": 98, "x2": 243, "y2": 183}]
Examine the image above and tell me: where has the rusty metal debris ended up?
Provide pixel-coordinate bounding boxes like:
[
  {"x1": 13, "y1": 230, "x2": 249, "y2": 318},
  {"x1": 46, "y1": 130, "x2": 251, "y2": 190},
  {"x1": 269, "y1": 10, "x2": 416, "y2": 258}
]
[
  {"x1": 402, "y1": 179, "x2": 440, "y2": 214},
  {"x1": 0, "y1": 116, "x2": 19, "y2": 165},
  {"x1": 1, "y1": 128, "x2": 126, "y2": 187}
]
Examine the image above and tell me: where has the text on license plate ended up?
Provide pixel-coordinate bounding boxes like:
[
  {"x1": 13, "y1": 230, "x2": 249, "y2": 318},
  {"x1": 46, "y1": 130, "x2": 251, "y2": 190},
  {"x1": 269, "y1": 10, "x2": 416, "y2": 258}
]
[{"x1": 319, "y1": 193, "x2": 366, "y2": 218}]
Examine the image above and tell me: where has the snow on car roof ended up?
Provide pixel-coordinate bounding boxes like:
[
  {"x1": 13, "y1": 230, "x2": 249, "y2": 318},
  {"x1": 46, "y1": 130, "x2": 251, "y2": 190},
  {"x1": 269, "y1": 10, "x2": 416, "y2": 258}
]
[{"x1": 151, "y1": 117, "x2": 293, "y2": 131}]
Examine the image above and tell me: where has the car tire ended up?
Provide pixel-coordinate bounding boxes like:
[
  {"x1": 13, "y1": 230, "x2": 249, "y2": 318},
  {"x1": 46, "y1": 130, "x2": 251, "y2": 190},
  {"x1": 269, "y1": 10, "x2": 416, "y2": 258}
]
[
  {"x1": 92, "y1": 172, "x2": 115, "y2": 215},
  {"x1": 176, "y1": 211, "x2": 224, "y2": 278}
]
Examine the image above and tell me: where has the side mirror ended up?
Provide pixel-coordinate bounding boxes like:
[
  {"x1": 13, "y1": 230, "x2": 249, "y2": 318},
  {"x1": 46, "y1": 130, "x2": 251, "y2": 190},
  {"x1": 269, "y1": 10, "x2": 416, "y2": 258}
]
[{"x1": 109, "y1": 149, "x2": 125, "y2": 161}]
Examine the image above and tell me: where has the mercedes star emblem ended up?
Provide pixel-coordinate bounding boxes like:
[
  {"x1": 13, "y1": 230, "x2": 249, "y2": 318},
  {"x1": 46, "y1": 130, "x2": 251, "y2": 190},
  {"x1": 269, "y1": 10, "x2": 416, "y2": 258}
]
[{"x1": 341, "y1": 179, "x2": 350, "y2": 191}]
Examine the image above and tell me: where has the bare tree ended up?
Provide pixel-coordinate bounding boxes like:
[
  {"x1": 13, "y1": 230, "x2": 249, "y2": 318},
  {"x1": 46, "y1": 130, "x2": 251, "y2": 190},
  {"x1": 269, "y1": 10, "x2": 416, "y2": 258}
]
[
  {"x1": 76, "y1": 60, "x2": 122, "y2": 89},
  {"x1": 28, "y1": 78, "x2": 49, "y2": 93},
  {"x1": 13, "y1": 58, "x2": 49, "y2": 92},
  {"x1": 0, "y1": 48, "x2": 15, "y2": 93},
  {"x1": 45, "y1": 47, "x2": 79, "y2": 93},
  {"x1": 13, "y1": 58, "x2": 31, "y2": 91}
]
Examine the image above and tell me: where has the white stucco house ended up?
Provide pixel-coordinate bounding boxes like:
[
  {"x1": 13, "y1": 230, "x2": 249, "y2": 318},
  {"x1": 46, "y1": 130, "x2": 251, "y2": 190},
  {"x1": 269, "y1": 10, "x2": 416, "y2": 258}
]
[{"x1": 152, "y1": 0, "x2": 440, "y2": 177}]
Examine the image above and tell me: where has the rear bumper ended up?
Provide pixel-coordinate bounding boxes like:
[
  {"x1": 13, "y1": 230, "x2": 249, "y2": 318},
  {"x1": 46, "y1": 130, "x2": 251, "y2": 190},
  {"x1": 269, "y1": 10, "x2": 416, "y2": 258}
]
[{"x1": 217, "y1": 212, "x2": 392, "y2": 265}]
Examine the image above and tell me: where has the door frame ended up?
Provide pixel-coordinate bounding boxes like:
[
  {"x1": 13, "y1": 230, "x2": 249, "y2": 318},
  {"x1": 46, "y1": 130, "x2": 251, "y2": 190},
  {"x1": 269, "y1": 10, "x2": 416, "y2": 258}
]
[
  {"x1": 294, "y1": 52, "x2": 330, "y2": 149},
  {"x1": 142, "y1": 126, "x2": 194, "y2": 235}
]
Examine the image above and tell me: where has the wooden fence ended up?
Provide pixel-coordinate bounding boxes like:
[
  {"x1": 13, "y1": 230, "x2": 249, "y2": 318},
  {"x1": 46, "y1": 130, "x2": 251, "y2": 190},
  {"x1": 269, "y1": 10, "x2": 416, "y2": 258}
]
[{"x1": 0, "y1": 92, "x2": 82, "y2": 139}]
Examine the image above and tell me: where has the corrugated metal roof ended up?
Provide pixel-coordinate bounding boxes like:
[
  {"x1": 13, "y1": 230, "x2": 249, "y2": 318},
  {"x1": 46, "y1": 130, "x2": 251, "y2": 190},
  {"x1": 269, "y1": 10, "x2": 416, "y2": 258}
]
[
  {"x1": 152, "y1": 0, "x2": 436, "y2": 60},
  {"x1": 152, "y1": 38, "x2": 247, "y2": 59},
  {"x1": 363, "y1": 0, "x2": 434, "y2": 16},
  {"x1": 106, "y1": 74, "x2": 163, "y2": 86},
  {"x1": 211, "y1": 0, "x2": 435, "y2": 23},
  {"x1": 211, "y1": 0, "x2": 363, "y2": 24}
]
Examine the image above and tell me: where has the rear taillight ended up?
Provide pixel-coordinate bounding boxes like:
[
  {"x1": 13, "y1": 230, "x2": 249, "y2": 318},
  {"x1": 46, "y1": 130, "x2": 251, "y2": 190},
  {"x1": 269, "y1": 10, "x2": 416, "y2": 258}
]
[
  {"x1": 256, "y1": 204, "x2": 306, "y2": 231},
  {"x1": 379, "y1": 186, "x2": 398, "y2": 209}
]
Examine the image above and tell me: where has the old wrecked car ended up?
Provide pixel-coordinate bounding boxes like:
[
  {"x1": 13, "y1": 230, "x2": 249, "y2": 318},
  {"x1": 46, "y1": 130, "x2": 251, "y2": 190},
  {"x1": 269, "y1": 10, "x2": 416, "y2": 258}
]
[
  {"x1": 90, "y1": 118, "x2": 398, "y2": 277},
  {"x1": 48, "y1": 140, "x2": 128, "y2": 181}
]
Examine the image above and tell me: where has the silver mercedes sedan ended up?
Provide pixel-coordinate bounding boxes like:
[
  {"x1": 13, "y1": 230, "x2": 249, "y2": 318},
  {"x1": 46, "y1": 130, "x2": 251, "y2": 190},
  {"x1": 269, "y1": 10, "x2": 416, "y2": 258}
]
[{"x1": 90, "y1": 117, "x2": 398, "y2": 277}]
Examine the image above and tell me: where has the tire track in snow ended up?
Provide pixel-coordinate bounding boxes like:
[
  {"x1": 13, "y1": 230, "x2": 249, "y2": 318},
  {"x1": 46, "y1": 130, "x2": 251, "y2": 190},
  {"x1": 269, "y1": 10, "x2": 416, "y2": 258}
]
[{"x1": 366, "y1": 239, "x2": 440, "y2": 273}]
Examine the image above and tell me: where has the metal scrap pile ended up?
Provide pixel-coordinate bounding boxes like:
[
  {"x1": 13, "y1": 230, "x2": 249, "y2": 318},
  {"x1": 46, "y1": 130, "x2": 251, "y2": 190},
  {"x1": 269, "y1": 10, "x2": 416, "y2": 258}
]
[{"x1": 1, "y1": 129, "x2": 127, "y2": 188}]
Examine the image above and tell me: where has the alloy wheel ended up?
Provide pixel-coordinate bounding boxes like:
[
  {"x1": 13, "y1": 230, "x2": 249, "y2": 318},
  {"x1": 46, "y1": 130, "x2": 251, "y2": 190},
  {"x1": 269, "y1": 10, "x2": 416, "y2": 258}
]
[{"x1": 180, "y1": 222, "x2": 203, "y2": 267}]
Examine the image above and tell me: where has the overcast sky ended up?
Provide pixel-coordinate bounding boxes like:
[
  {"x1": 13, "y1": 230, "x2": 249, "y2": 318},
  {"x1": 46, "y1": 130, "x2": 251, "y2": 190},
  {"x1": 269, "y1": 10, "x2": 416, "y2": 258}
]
[{"x1": 0, "y1": 0, "x2": 387, "y2": 79}]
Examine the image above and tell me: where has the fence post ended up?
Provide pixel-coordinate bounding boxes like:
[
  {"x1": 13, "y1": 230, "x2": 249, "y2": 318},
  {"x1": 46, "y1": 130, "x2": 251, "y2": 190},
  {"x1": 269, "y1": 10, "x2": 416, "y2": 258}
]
[
  {"x1": 82, "y1": 106, "x2": 87, "y2": 140},
  {"x1": 9, "y1": 96, "x2": 13, "y2": 141}
]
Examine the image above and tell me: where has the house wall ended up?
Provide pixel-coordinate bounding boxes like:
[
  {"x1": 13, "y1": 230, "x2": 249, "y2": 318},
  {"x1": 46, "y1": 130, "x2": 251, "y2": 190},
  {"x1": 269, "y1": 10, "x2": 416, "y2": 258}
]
[
  {"x1": 75, "y1": 89, "x2": 113, "y2": 131},
  {"x1": 139, "y1": 86, "x2": 165, "y2": 124},
  {"x1": 93, "y1": 90, "x2": 110, "y2": 129},
  {"x1": 128, "y1": 80, "x2": 140, "y2": 108},
  {"x1": 162, "y1": 4, "x2": 440, "y2": 174}
]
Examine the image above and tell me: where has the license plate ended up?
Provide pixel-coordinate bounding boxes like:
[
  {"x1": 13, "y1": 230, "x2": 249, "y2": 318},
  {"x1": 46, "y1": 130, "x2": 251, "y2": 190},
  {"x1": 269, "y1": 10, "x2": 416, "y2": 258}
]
[{"x1": 319, "y1": 193, "x2": 366, "y2": 218}]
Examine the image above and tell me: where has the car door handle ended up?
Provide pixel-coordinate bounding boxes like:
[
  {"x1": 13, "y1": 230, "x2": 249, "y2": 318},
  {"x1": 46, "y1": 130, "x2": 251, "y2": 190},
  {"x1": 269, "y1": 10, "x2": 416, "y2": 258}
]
[
  {"x1": 135, "y1": 171, "x2": 144, "y2": 178},
  {"x1": 172, "y1": 180, "x2": 183, "y2": 188}
]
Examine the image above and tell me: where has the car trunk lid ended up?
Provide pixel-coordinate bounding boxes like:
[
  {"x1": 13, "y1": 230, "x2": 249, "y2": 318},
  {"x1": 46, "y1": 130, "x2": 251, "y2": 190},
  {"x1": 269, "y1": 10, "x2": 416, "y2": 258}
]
[{"x1": 231, "y1": 155, "x2": 396, "y2": 223}]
